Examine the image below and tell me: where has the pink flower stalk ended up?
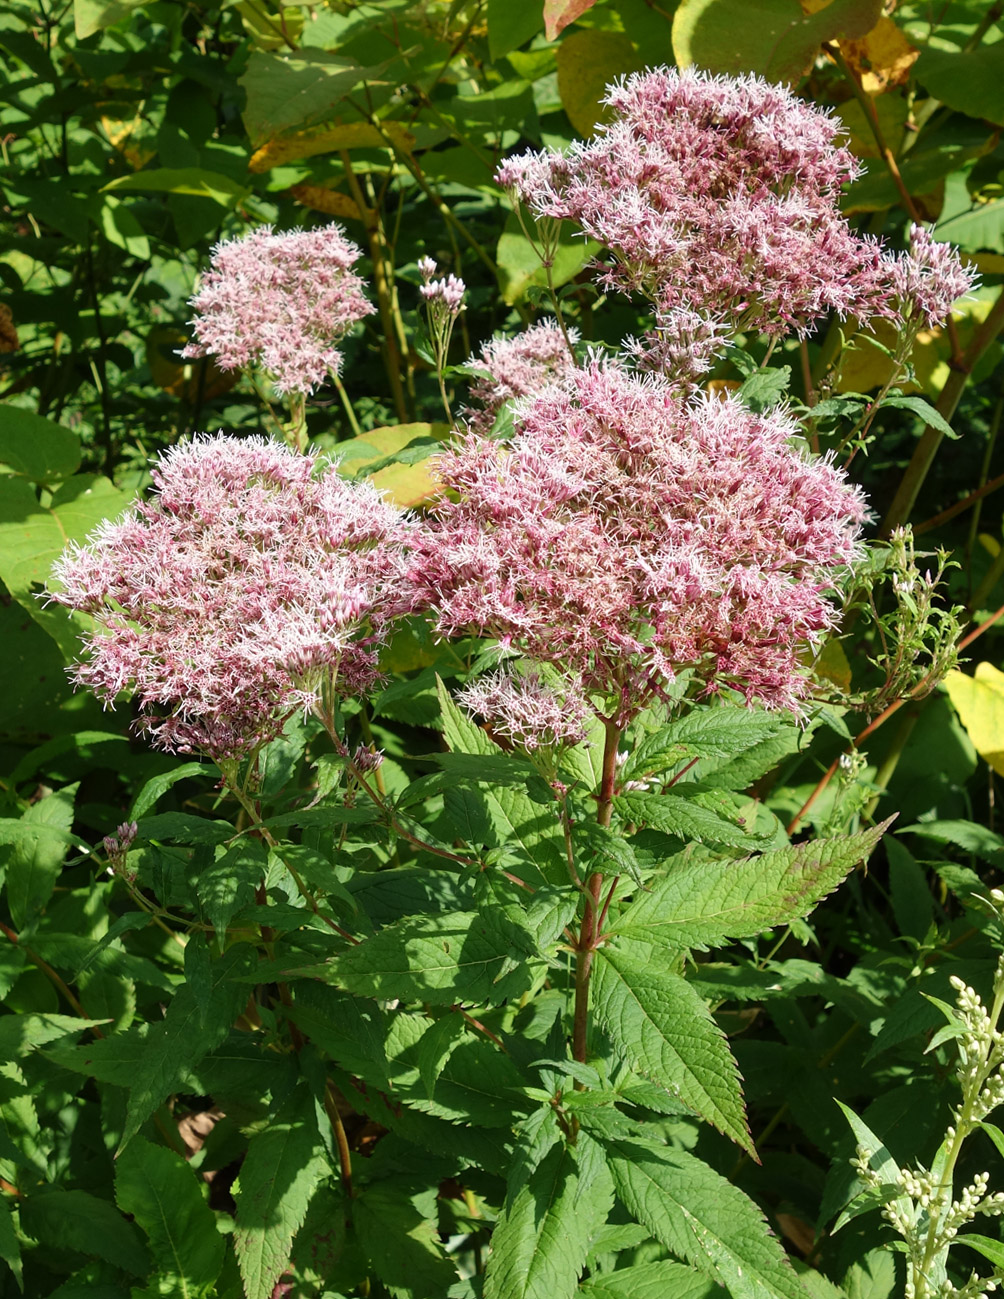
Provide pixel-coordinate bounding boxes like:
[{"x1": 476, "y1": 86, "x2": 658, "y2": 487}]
[
  {"x1": 48, "y1": 436, "x2": 418, "y2": 761},
  {"x1": 182, "y1": 224, "x2": 372, "y2": 396},
  {"x1": 496, "y1": 67, "x2": 894, "y2": 345},
  {"x1": 423, "y1": 359, "x2": 866, "y2": 725},
  {"x1": 885, "y1": 224, "x2": 977, "y2": 329},
  {"x1": 456, "y1": 667, "x2": 589, "y2": 753},
  {"x1": 462, "y1": 319, "x2": 579, "y2": 433}
]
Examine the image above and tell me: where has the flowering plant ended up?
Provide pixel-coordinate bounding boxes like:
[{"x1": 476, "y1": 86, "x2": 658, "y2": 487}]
[{"x1": 3, "y1": 15, "x2": 1002, "y2": 1299}]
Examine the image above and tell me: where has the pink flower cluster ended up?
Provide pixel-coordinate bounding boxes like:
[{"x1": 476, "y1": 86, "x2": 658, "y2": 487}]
[
  {"x1": 48, "y1": 436, "x2": 417, "y2": 760},
  {"x1": 889, "y1": 224, "x2": 977, "y2": 329},
  {"x1": 457, "y1": 668, "x2": 589, "y2": 753},
  {"x1": 496, "y1": 68, "x2": 971, "y2": 358},
  {"x1": 424, "y1": 360, "x2": 867, "y2": 723},
  {"x1": 462, "y1": 320, "x2": 579, "y2": 432},
  {"x1": 182, "y1": 224, "x2": 372, "y2": 396}
]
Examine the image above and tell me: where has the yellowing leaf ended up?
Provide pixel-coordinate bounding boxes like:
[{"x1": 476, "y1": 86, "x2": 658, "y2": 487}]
[
  {"x1": 100, "y1": 114, "x2": 156, "y2": 170},
  {"x1": 145, "y1": 327, "x2": 238, "y2": 403},
  {"x1": 839, "y1": 16, "x2": 918, "y2": 94},
  {"x1": 288, "y1": 184, "x2": 361, "y2": 221},
  {"x1": 248, "y1": 121, "x2": 415, "y2": 173},
  {"x1": 945, "y1": 664, "x2": 1004, "y2": 775},
  {"x1": 813, "y1": 637, "x2": 852, "y2": 692},
  {"x1": 338, "y1": 423, "x2": 450, "y2": 508},
  {"x1": 556, "y1": 29, "x2": 644, "y2": 137}
]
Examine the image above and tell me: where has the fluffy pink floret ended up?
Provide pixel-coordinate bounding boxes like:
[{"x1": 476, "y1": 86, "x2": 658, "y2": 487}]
[
  {"x1": 48, "y1": 436, "x2": 419, "y2": 759},
  {"x1": 886, "y1": 224, "x2": 977, "y2": 328},
  {"x1": 497, "y1": 67, "x2": 893, "y2": 342},
  {"x1": 457, "y1": 668, "x2": 589, "y2": 752},
  {"x1": 462, "y1": 320, "x2": 579, "y2": 433},
  {"x1": 182, "y1": 224, "x2": 373, "y2": 396},
  {"x1": 423, "y1": 360, "x2": 866, "y2": 724}
]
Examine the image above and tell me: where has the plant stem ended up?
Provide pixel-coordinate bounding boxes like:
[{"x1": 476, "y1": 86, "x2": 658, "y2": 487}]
[
  {"x1": 332, "y1": 371, "x2": 364, "y2": 439},
  {"x1": 572, "y1": 719, "x2": 622, "y2": 1067},
  {"x1": 323, "y1": 1081, "x2": 354, "y2": 1199}
]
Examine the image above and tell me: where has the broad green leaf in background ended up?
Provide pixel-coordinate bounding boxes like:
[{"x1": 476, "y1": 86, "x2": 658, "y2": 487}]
[
  {"x1": 496, "y1": 214, "x2": 601, "y2": 306},
  {"x1": 0, "y1": 1202, "x2": 21, "y2": 1290},
  {"x1": 592, "y1": 943, "x2": 752, "y2": 1153},
  {"x1": 672, "y1": 0, "x2": 882, "y2": 84},
  {"x1": 610, "y1": 823, "x2": 889, "y2": 951},
  {"x1": 234, "y1": 1083, "x2": 331, "y2": 1299},
  {"x1": 3, "y1": 783, "x2": 78, "y2": 932},
  {"x1": 488, "y1": 0, "x2": 544, "y2": 59},
  {"x1": 115, "y1": 1139, "x2": 224, "y2": 1297},
  {"x1": 102, "y1": 167, "x2": 251, "y2": 206},
  {"x1": 604, "y1": 1137, "x2": 809, "y2": 1299},
  {"x1": 915, "y1": 41, "x2": 1004, "y2": 129},
  {"x1": 580, "y1": 1260, "x2": 726, "y2": 1298},
  {"x1": 945, "y1": 663, "x2": 1004, "y2": 775},
  {"x1": 0, "y1": 405, "x2": 81, "y2": 483},
  {"x1": 239, "y1": 50, "x2": 380, "y2": 148},
  {"x1": 0, "y1": 473, "x2": 130, "y2": 657},
  {"x1": 73, "y1": 0, "x2": 146, "y2": 38},
  {"x1": 353, "y1": 1175, "x2": 460, "y2": 1297},
  {"x1": 484, "y1": 1144, "x2": 612, "y2": 1299},
  {"x1": 19, "y1": 1187, "x2": 149, "y2": 1278},
  {"x1": 555, "y1": 29, "x2": 644, "y2": 136}
]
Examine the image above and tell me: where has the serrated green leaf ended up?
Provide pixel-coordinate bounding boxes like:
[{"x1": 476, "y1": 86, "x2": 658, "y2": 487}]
[
  {"x1": 580, "y1": 1259, "x2": 725, "y2": 1298},
  {"x1": 136, "y1": 813, "x2": 235, "y2": 845},
  {"x1": 0, "y1": 1012, "x2": 106, "y2": 1059},
  {"x1": 353, "y1": 1176, "x2": 460, "y2": 1298},
  {"x1": 330, "y1": 910, "x2": 539, "y2": 1006},
  {"x1": 615, "y1": 791, "x2": 762, "y2": 849},
  {"x1": 605, "y1": 1136, "x2": 808, "y2": 1299},
  {"x1": 20, "y1": 1188, "x2": 149, "y2": 1277},
  {"x1": 416, "y1": 1013, "x2": 467, "y2": 1098},
  {"x1": 120, "y1": 941, "x2": 256, "y2": 1150},
  {"x1": 624, "y1": 709, "x2": 786, "y2": 781},
  {"x1": 196, "y1": 840, "x2": 264, "y2": 940},
  {"x1": 611, "y1": 823, "x2": 889, "y2": 950},
  {"x1": 4, "y1": 783, "x2": 78, "y2": 932},
  {"x1": 234, "y1": 1083, "x2": 330, "y2": 1299},
  {"x1": 506, "y1": 1108, "x2": 562, "y2": 1209},
  {"x1": 738, "y1": 366, "x2": 791, "y2": 413},
  {"x1": 593, "y1": 944, "x2": 751, "y2": 1154},
  {"x1": 0, "y1": 1202, "x2": 21, "y2": 1290},
  {"x1": 881, "y1": 394, "x2": 958, "y2": 440},
  {"x1": 484, "y1": 1144, "x2": 612, "y2": 1299},
  {"x1": 115, "y1": 1139, "x2": 223, "y2": 1297},
  {"x1": 129, "y1": 762, "x2": 213, "y2": 820}
]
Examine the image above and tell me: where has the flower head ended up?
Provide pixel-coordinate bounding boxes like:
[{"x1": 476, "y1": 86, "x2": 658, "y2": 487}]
[
  {"x1": 456, "y1": 667, "x2": 589, "y2": 752},
  {"x1": 423, "y1": 359, "x2": 866, "y2": 723},
  {"x1": 884, "y1": 224, "x2": 977, "y2": 329},
  {"x1": 497, "y1": 67, "x2": 890, "y2": 345},
  {"x1": 462, "y1": 319, "x2": 579, "y2": 433},
  {"x1": 48, "y1": 435, "x2": 418, "y2": 759},
  {"x1": 182, "y1": 224, "x2": 372, "y2": 396}
]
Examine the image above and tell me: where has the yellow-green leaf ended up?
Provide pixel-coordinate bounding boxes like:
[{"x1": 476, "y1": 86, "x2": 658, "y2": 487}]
[{"x1": 945, "y1": 663, "x2": 1004, "y2": 775}]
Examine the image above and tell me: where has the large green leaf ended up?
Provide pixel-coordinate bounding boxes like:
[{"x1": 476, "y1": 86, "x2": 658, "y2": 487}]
[
  {"x1": 353, "y1": 1176, "x2": 460, "y2": 1298},
  {"x1": 239, "y1": 51, "x2": 379, "y2": 147},
  {"x1": 103, "y1": 167, "x2": 250, "y2": 205},
  {"x1": 610, "y1": 823, "x2": 889, "y2": 951},
  {"x1": 623, "y1": 709, "x2": 788, "y2": 781},
  {"x1": 0, "y1": 1202, "x2": 21, "y2": 1290},
  {"x1": 915, "y1": 42, "x2": 1004, "y2": 128},
  {"x1": 120, "y1": 939, "x2": 256, "y2": 1150},
  {"x1": 484, "y1": 1144, "x2": 612, "y2": 1299},
  {"x1": 3, "y1": 783, "x2": 78, "y2": 932},
  {"x1": 604, "y1": 1136, "x2": 808, "y2": 1299},
  {"x1": 115, "y1": 1139, "x2": 224, "y2": 1297},
  {"x1": 20, "y1": 1187, "x2": 149, "y2": 1278},
  {"x1": 672, "y1": 0, "x2": 881, "y2": 83},
  {"x1": 580, "y1": 1260, "x2": 726, "y2": 1298},
  {"x1": 0, "y1": 405, "x2": 81, "y2": 483},
  {"x1": 614, "y1": 791, "x2": 763, "y2": 849},
  {"x1": 487, "y1": 0, "x2": 543, "y2": 59},
  {"x1": 0, "y1": 473, "x2": 130, "y2": 657},
  {"x1": 233, "y1": 1083, "x2": 330, "y2": 1299},
  {"x1": 592, "y1": 943, "x2": 752, "y2": 1154},
  {"x1": 329, "y1": 910, "x2": 539, "y2": 1006}
]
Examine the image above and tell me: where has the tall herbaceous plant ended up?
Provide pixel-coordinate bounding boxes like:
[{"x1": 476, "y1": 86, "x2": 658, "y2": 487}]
[{"x1": 42, "y1": 69, "x2": 977, "y2": 1299}]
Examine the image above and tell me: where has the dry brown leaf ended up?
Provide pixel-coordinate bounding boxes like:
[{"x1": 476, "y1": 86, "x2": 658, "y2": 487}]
[
  {"x1": 0, "y1": 305, "x2": 18, "y2": 354},
  {"x1": 288, "y1": 184, "x2": 362, "y2": 222},
  {"x1": 248, "y1": 120, "x2": 415, "y2": 174}
]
